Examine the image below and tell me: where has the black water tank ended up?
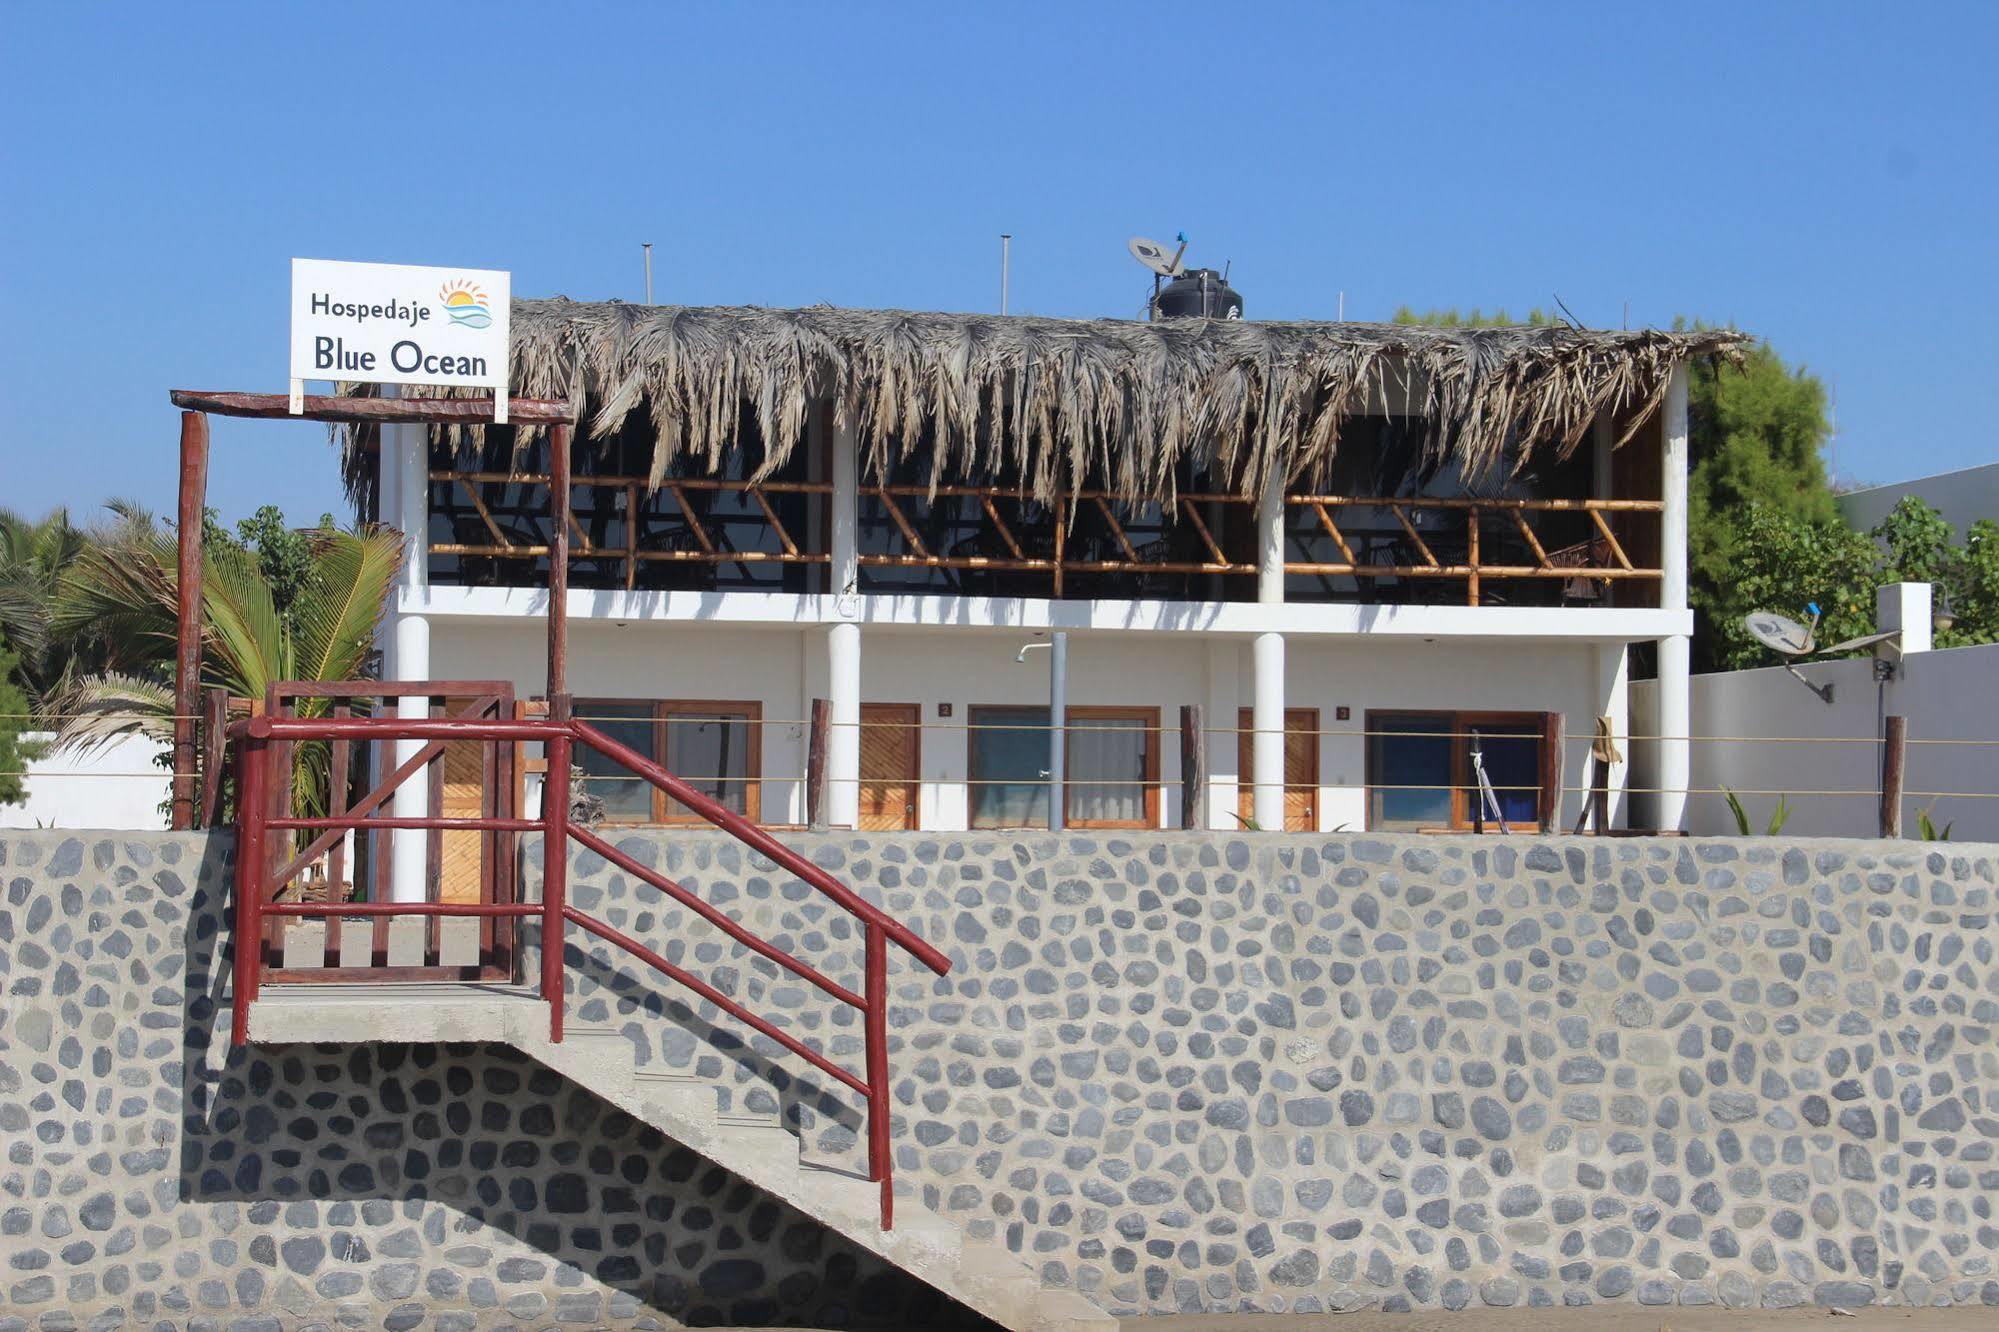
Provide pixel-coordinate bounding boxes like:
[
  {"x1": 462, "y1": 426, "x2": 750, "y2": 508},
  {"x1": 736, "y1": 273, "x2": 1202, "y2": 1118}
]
[{"x1": 1154, "y1": 268, "x2": 1244, "y2": 320}]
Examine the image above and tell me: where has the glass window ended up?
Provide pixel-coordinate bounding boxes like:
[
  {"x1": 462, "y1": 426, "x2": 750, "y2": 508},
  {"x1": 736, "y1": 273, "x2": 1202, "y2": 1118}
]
[
  {"x1": 969, "y1": 706, "x2": 1051, "y2": 829},
  {"x1": 1468, "y1": 721, "x2": 1542, "y2": 829},
  {"x1": 1067, "y1": 710, "x2": 1156, "y2": 828},
  {"x1": 575, "y1": 700, "x2": 656, "y2": 822},
  {"x1": 1369, "y1": 714, "x2": 1454, "y2": 831},
  {"x1": 1368, "y1": 711, "x2": 1549, "y2": 832},
  {"x1": 663, "y1": 708, "x2": 758, "y2": 821}
]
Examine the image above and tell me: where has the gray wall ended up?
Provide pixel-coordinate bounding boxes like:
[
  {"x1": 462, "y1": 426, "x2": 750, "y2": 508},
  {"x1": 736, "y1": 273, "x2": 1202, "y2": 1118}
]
[
  {"x1": 6, "y1": 829, "x2": 1999, "y2": 1329},
  {"x1": 0, "y1": 833, "x2": 986, "y2": 1332},
  {"x1": 536, "y1": 830, "x2": 1999, "y2": 1316}
]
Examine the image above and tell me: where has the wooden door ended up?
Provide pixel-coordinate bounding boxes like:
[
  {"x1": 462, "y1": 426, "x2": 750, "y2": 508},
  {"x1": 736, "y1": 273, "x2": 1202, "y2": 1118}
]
[
  {"x1": 858, "y1": 703, "x2": 920, "y2": 830},
  {"x1": 1238, "y1": 708, "x2": 1319, "y2": 831}
]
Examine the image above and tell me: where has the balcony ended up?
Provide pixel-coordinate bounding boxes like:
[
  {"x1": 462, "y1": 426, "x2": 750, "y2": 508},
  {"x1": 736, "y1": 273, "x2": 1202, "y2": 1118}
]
[{"x1": 427, "y1": 470, "x2": 1660, "y2": 608}]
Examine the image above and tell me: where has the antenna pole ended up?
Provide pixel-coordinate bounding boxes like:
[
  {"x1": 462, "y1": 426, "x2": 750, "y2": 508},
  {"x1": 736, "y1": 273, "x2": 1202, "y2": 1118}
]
[
  {"x1": 642, "y1": 243, "x2": 654, "y2": 306},
  {"x1": 1000, "y1": 234, "x2": 1011, "y2": 315},
  {"x1": 1338, "y1": 291, "x2": 1345, "y2": 321}
]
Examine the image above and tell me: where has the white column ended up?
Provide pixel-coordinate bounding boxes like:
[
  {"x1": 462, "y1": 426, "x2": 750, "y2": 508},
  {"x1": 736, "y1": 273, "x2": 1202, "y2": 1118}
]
[
  {"x1": 1593, "y1": 642, "x2": 1630, "y2": 832},
  {"x1": 1655, "y1": 363, "x2": 1692, "y2": 831},
  {"x1": 830, "y1": 413, "x2": 859, "y2": 602},
  {"x1": 826, "y1": 623, "x2": 861, "y2": 829},
  {"x1": 824, "y1": 409, "x2": 862, "y2": 829},
  {"x1": 1252, "y1": 471, "x2": 1286, "y2": 830},
  {"x1": 388, "y1": 421, "x2": 432, "y2": 902},
  {"x1": 1877, "y1": 582, "x2": 1932, "y2": 655},
  {"x1": 1204, "y1": 639, "x2": 1240, "y2": 829}
]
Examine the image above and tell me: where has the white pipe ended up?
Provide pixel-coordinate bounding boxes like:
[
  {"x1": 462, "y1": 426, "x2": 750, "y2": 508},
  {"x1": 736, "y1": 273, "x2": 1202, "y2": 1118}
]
[
  {"x1": 1048, "y1": 631, "x2": 1066, "y2": 831},
  {"x1": 827, "y1": 622, "x2": 861, "y2": 829},
  {"x1": 1252, "y1": 632, "x2": 1285, "y2": 831},
  {"x1": 1000, "y1": 234, "x2": 1011, "y2": 316},
  {"x1": 1655, "y1": 363, "x2": 1691, "y2": 831},
  {"x1": 388, "y1": 420, "x2": 432, "y2": 903}
]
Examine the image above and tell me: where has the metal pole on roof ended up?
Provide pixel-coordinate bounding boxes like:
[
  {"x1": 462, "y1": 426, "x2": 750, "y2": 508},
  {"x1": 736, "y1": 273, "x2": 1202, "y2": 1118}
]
[
  {"x1": 1000, "y1": 234, "x2": 1011, "y2": 315},
  {"x1": 642, "y1": 243, "x2": 654, "y2": 305}
]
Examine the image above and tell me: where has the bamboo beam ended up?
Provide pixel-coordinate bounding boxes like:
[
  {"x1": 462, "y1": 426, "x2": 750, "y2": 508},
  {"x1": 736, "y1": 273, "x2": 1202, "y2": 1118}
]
[
  {"x1": 981, "y1": 495, "x2": 1026, "y2": 559},
  {"x1": 1309, "y1": 502, "x2": 1357, "y2": 566},
  {"x1": 1388, "y1": 504, "x2": 1439, "y2": 567},
  {"x1": 666, "y1": 484, "x2": 716, "y2": 553},
  {"x1": 1589, "y1": 507, "x2": 1636, "y2": 570},
  {"x1": 1509, "y1": 508, "x2": 1552, "y2": 567},
  {"x1": 1180, "y1": 499, "x2": 1227, "y2": 564},
  {"x1": 171, "y1": 390, "x2": 576, "y2": 425},
  {"x1": 878, "y1": 493, "x2": 930, "y2": 559}
]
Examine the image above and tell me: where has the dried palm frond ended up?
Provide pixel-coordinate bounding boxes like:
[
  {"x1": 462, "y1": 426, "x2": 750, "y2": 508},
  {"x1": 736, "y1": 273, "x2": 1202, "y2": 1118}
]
[{"x1": 346, "y1": 301, "x2": 1745, "y2": 505}]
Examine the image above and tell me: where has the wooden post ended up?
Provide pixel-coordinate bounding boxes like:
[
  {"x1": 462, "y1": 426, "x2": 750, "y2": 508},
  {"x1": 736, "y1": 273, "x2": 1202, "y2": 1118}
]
[
  {"x1": 1540, "y1": 712, "x2": 1565, "y2": 834},
  {"x1": 1880, "y1": 714, "x2": 1907, "y2": 839},
  {"x1": 172, "y1": 411, "x2": 210, "y2": 829},
  {"x1": 198, "y1": 687, "x2": 229, "y2": 828},
  {"x1": 1466, "y1": 504, "x2": 1481, "y2": 607},
  {"x1": 545, "y1": 423, "x2": 572, "y2": 708},
  {"x1": 1179, "y1": 704, "x2": 1205, "y2": 830},
  {"x1": 807, "y1": 697, "x2": 831, "y2": 831},
  {"x1": 1590, "y1": 755, "x2": 1611, "y2": 836}
]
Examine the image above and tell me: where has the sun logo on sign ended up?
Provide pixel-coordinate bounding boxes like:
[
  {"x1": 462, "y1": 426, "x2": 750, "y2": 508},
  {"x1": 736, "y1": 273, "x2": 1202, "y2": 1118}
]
[{"x1": 438, "y1": 280, "x2": 492, "y2": 330}]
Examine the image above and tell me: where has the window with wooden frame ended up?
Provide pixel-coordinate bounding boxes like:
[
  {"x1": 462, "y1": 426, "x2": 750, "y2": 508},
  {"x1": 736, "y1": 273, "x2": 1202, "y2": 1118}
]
[
  {"x1": 1365, "y1": 710, "x2": 1557, "y2": 833},
  {"x1": 967, "y1": 705, "x2": 1160, "y2": 830},
  {"x1": 573, "y1": 699, "x2": 762, "y2": 824}
]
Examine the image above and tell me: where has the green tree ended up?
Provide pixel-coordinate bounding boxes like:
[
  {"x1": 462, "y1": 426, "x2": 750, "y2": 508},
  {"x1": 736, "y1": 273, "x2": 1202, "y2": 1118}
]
[
  {"x1": 1699, "y1": 503, "x2": 1879, "y2": 670},
  {"x1": 46, "y1": 511, "x2": 401, "y2": 819},
  {"x1": 0, "y1": 638, "x2": 31, "y2": 805},
  {"x1": 1391, "y1": 306, "x2": 1559, "y2": 328},
  {"x1": 1870, "y1": 498, "x2": 1999, "y2": 648},
  {"x1": 1685, "y1": 338, "x2": 1839, "y2": 670}
]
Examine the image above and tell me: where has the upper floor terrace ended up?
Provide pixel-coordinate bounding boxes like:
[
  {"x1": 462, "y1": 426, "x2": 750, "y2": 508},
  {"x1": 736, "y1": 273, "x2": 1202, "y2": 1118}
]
[{"x1": 347, "y1": 301, "x2": 1738, "y2": 621}]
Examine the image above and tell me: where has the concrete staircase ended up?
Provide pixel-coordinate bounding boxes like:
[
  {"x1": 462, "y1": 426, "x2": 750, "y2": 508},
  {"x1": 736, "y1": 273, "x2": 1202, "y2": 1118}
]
[{"x1": 248, "y1": 984, "x2": 1117, "y2": 1332}]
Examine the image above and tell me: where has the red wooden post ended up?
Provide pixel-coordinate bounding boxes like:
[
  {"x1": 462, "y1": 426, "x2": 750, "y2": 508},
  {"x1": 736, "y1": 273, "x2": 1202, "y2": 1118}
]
[
  {"x1": 198, "y1": 687, "x2": 228, "y2": 828},
  {"x1": 172, "y1": 411, "x2": 211, "y2": 829},
  {"x1": 546, "y1": 423, "x2": 572, "y2": 706},
  {"x1": 231, "y1": 732, "x2": 269, "y2": 1046},
  {"x1": 864, "y1": 920, "x2": 893, "y2": 1230},
  {"x1": 542, "y1": 702, "x2": 572, "y2": 1042}
]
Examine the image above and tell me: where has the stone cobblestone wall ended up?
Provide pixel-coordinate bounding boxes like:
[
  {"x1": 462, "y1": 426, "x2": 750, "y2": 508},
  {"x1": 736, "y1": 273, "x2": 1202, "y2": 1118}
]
[
  {"x1": 0, "y1": 832, "x2": 986, "y2": 1332},
  {"x1": 538, "y1": 831, "x2": 1999, "y2": 1317}
]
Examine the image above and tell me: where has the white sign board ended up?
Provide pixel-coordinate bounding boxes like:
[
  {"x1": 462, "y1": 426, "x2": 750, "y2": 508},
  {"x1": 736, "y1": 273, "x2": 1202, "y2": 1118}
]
[{"x1": 290, "y1": 258, "x2": 511, "y2": 421}]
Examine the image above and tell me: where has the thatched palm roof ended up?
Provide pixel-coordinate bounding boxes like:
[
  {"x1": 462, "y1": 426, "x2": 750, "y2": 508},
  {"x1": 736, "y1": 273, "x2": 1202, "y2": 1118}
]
[{"x1": 377, "y1": 299, "x2": 1744, "y2": 500}]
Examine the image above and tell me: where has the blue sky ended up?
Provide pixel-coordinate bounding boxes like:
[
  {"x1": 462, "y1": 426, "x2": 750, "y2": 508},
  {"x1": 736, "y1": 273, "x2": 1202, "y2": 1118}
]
[{"x1": 2, "y1": 2, "x2": 1992, "y2": 527}]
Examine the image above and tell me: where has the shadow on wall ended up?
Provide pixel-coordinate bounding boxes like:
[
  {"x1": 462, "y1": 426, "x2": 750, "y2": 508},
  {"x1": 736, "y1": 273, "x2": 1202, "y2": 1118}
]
[{"x1": 173, "y1": 869, "x2": 992, "y2": 1331}]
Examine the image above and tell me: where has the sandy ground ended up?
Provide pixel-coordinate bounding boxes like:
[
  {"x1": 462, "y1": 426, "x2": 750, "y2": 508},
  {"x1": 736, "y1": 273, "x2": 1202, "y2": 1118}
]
[
  {"x1": 714, "y1": 1310, "x2": 1992, "y2": 1332},
  {"x1": 1104, "y1": 1310, "x2": 1992, "y2": 1332}
]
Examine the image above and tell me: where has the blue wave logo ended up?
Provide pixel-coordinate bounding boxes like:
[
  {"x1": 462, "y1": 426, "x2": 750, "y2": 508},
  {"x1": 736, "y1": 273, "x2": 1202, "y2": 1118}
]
[{"x1": 439, "y1": 280, "x2": 492, "y2": 329}]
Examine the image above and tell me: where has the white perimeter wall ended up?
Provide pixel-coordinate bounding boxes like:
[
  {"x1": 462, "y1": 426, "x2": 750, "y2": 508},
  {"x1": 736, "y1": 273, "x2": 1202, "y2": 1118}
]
[
  {"x1": 1838, "y1": 462, "x2": 1999, "y2": 537},
  {"x1": 0, "y1": 732, "x2": 171, "y2": 830},
  {"x1": 430, "y1": 621, "x2": 1628, "y2": 833},
  {"x1": 1630, "y1": 642, "x2": 1999, "y2": 840}
]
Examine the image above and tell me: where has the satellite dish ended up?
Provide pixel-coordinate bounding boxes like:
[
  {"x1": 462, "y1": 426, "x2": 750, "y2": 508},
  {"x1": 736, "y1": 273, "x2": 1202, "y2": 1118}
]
[
  {"x1": 1128, "y1": 235, "x2": 1186, "y2": 278},
  {"x1": 1744, "y1": 610, "x2": 1816, "y2": 657}
]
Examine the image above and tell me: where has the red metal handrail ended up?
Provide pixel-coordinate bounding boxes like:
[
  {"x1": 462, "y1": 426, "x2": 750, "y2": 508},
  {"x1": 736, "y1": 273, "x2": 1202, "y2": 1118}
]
[{"x1": 228, "y1": 707, "x2": 950, "y2": 1229}]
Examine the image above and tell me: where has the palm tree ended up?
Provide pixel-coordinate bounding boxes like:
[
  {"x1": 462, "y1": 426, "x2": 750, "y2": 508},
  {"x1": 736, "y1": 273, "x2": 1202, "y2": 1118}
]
[
  {"x1": 0, "y1": 505, "x2": 91, "y2": 700},
  {"x1": 47, "y1": 513, "x2": 402, "y2": 818}
]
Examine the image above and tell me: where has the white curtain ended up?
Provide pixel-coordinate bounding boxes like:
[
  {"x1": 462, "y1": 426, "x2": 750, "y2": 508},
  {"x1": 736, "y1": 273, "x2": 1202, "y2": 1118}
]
[{"x1": 1068, "y1": 717, "x2": 1146, "y2": 824}]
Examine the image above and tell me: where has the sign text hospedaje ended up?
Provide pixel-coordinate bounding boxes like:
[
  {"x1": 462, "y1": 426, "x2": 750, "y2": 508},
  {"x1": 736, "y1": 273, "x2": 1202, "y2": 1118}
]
[{"x1": 289, "y1": 258, "x2": 511, "y2": 419}]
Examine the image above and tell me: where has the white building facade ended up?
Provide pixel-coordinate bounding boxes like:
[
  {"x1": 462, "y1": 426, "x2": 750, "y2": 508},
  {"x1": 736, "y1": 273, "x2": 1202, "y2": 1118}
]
[{"x1": 363, "y1": 305, "x2": 1712, "y2": 848}]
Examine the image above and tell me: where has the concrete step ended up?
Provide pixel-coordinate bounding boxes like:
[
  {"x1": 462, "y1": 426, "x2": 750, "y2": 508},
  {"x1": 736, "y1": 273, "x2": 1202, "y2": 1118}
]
[
  {"x1": 1030, "y1": 1286, "x2": 1121, "y2": 1332},
  {"x1": 247, "y1": 981, "x2": 539, "y2": 1044}
]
